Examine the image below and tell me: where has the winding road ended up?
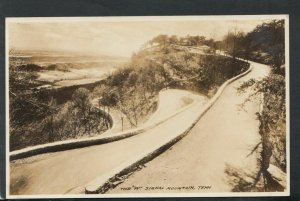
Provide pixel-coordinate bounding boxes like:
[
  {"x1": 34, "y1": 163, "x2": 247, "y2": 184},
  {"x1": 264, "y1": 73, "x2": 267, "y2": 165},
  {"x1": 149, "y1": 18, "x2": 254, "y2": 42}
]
[
  {"x1": 109, "y1": 60, "x2": 270, "y2": 194},
  {"x1": 9, "y1": 60, "x2": 270, "y2": 196},
  {"x1": 9, "y1": 89, "x2": 207, "y2": 195}
]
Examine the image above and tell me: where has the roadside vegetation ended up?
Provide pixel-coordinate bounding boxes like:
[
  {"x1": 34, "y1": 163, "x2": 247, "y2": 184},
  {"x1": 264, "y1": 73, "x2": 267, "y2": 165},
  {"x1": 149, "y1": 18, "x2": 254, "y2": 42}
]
[
  {"x1": 92, "y1": 35, "x2": 249, "y2": 128},
  {"x1": 233, "y1": 20, "x2": 286, "y2": 191},
  {"x1": 223, "y1": 20, "x2": 285, "y2": 75},
  {"x1": 9, "y1": 66, "x2": 111, "y2": 150},
  {"x1": 8, "y1": 19, "x2": 286, "y2": 194},
  {"x1": 9, "y1": 34, "x2": 249, "y2": 151}
]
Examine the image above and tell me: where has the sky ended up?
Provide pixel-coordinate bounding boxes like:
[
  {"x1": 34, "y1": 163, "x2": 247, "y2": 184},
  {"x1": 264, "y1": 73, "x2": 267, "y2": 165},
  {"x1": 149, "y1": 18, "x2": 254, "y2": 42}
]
[{"x1": 7, "y1": 16, "x2": 282, "y2": 57}]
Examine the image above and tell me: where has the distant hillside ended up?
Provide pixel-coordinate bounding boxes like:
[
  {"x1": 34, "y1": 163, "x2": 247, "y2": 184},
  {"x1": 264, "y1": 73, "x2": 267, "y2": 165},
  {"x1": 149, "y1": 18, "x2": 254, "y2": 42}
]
[
  {"x1": 45, "y1": 64, "x2": 70, "y2": 72},
  {"x1": 16, "y1": 64, "x2": 43, "y2": 72},
  {"x1": 10, "y1": 49, "x2": 129, "y2": 62}
]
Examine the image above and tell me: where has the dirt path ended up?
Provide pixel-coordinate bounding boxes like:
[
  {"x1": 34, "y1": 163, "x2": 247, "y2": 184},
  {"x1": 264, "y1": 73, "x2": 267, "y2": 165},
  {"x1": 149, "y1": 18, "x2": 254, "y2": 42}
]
[
  {"x1": 108, "y1": 61, "x2": 270, "y2": 194},
  {"x1": 10, "y1": 90, "x2": 207, "y2": 195}
]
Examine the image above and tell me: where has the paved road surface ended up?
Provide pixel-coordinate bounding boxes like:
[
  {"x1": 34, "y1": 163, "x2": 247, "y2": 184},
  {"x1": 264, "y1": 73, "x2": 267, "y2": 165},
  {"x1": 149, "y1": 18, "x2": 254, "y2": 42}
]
[
  {"x1": 10, "y1": 90, "x2": 207, "y2": 195},
  {"x1": 145, "y1": 89, "x2": 207, "y2": 126},
  {"x1": 10, "y1": 60, "x2": 269, "y2": 195},
  {"x1": 108, "y1": 61, "x2": 270, "y2": 194}
]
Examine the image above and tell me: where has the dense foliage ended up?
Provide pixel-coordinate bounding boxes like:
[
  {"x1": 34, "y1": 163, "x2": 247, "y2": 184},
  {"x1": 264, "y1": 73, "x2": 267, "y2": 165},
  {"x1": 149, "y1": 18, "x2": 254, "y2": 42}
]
[
  {"x1": 9, "y1": 66, "x2": 110, "y2": 151},
  {"x1": 238, "y1": 74, "x2": 286, "y2": 170},
  {"x1": 146, "y1": 34, "x2": 217, "y2": 50},
  {"x1": 222, "y1": 20, "x2": 285, "y2": 75},
  {"x1": 236, "y1": 20, "x2": 286, "y2": 191}
]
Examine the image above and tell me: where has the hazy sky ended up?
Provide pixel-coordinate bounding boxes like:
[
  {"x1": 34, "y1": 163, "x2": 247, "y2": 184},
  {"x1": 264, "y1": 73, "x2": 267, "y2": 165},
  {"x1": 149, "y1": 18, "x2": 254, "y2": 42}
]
[{"x1": 8, "y1": 16, "x2": 281, "y2": 57}]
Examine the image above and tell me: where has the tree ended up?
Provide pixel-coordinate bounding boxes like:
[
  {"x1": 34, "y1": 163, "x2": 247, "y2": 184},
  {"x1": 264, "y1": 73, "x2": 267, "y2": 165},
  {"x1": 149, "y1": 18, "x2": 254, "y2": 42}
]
[
  {"x1": 222, "y1": 20, "x2": 285, "y2": 74},
  {"x1": 42, "y1": 97, "x2": 58, "y2": 142},
  {"x1": 169, "y1": 35, "x2": 179, "y2": 45},
  {"x1": 9, "y1": 65, "x2": 60, "y2": 149},
  {"x1": 248, "y1": 20, "x2": 285, "y2": 72},
  {"x1": 150, "y1": 34, "x2": 169, "y2": 47},
  {"x1": 195, "y1": 36, "x2": 206, "y2": 46},
  {"x1": 72, "y1": 88, "x2": 93, "y2": 134},
  {"x1": 223, "y1": 30, "x2": 245, "y2": 59},
  {"x1": 127, "y1": 71, "x2": 139, "y2": 86}
]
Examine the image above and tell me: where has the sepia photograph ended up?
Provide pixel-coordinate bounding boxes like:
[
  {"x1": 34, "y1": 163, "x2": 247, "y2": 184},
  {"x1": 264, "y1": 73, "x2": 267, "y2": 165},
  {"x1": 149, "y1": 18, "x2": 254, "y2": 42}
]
[{"x1": 6, "y1": 15, "x2": 289, "y2": 198}]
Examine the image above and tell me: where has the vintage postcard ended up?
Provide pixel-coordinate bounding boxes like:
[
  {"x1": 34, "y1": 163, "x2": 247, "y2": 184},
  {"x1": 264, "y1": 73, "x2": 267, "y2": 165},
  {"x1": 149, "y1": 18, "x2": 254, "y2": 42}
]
[{"x1": 6, "y1": 15, "x2": 289, "y2": 198}]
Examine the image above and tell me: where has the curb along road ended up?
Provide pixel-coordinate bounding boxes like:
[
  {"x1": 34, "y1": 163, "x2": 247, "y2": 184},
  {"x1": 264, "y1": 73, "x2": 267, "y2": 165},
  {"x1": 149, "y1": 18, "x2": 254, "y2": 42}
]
[
  {"x1": 84, "y1": 65, "x2": 253, "y2": 194},
  {"x1": 9, "y1": 56, "x2": 248, "y2": 161},
  {"x1": 9, "y1": 90, "x2": 197, "y2": 161},
  {"x1": 9, "y1": 63, "x2": 252, "y2": 196}
]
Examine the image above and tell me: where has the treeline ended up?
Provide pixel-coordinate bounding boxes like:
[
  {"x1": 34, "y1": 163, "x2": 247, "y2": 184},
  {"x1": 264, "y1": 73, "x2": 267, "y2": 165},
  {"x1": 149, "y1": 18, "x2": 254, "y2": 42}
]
[
  {"x1": 222, "y1": 20, "x2": 285, "y2": 75},
  {"x1": 152, "y1": 20, "x2": 285, "y2": 76},
  {"x1": 146, "y1": 34, "x2": 218, "y2": 50}
]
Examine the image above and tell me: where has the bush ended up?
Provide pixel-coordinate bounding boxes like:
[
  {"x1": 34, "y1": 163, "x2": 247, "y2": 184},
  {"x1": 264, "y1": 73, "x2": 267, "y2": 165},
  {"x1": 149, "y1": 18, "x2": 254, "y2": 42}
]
[{"x1": 238, "y1": 73, "x2": 286, "y2": 174}]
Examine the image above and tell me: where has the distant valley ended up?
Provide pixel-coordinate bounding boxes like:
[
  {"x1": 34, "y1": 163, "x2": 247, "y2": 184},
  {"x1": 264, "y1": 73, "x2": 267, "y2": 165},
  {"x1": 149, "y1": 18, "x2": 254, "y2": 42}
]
[{"x1": 10, "y1": 50, "x2": 129, "y2": 88}]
